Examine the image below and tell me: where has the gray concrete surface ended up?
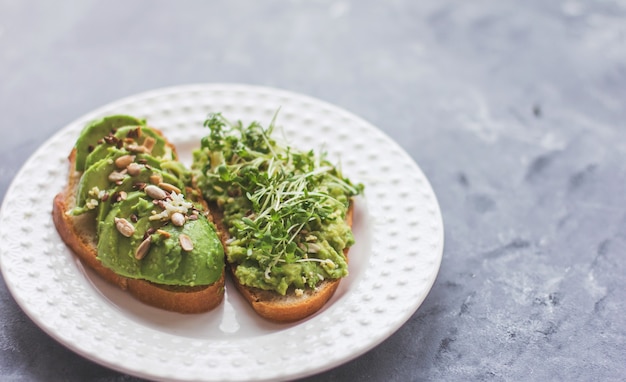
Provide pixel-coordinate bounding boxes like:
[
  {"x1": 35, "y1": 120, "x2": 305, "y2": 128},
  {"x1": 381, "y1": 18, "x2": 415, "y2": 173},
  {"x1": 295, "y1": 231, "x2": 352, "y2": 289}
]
[{"x1": 1, "y1": 1, "x2": 625, "y2": 380}]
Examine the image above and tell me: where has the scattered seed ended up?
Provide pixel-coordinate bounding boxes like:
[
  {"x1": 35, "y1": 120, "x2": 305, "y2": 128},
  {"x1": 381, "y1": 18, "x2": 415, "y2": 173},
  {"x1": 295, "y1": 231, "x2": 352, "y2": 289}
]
[
  {"x1": 157, "y1": 229, "x2": 171, "y2": 238},
  {"x1": 144, "y1": 185, "x2": 167, "y2": 200},
  {"x1": 158, "y1": 182, "x2": 181, "y2": 194},
  {"x1": 114, "y1": 217, "x2": 135, "y2": 237},
  {"x1": 126, "y1": 162, "x2": 143, "y2": 176},
  {"x1": 132, "y1": 182, "x2": 147, "y2": 190},
  {"x1": 114, "y1": 155, "x2": 135, "y2": 169},
  {"x1": 187, "y1": 214, "x2": 198, "y2": 221},
  {"x1": 127, "y1": 127, "x2": 140, "y2": 139},
  {"x1": 179, "y1": 234, "x2": 194, "y2": 252},
  {"x1": 143, "y1": 227, "x2": 156, "y2": 240},
  {"x1": 149, "y1": 173, "x2": 163, "y2": 184},
  {"x1": 103, "y1": 134, "x2": 119, "y2": 145},
  {"x1": 130, "y1": 213, "x2": 138, "y2": 222},
  {"x1": 143, "y1": 137, "x2": 156, "y2": 153},
  {"x1": 127, "y1": 144, "x2": 148, "y2": 153},
  {"x1": 101, "y1": 193, "x2": 110, "y2": 202},
  {"x1": 111, "y1": 191, "x2": 122, "y2": 203},
  {"x1": 135, "y1": 236, "x2": 152, "y2": 260},
  {"x1": 171, "y1": 212, "x2": 185, "y2": 226},
  {"x1": 108, "y1": 170, "x2": 127, "y2": 182}
]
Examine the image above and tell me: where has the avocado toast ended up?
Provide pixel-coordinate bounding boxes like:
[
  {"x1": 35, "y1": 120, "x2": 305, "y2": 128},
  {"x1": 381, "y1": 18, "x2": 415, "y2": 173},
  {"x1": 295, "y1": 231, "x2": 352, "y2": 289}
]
[
  {"x1": 192, "y1": 113, "x2": 362, "y2": 322},
  {"x1": 52, "y1": 115, "x2": 225, "y2": 313}
]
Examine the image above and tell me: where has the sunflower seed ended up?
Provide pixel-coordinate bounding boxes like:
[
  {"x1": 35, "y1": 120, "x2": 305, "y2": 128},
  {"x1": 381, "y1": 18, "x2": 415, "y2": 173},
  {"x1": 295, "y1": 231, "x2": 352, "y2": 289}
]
[
  {"x1": 135, "y1": 236, "x2": 152, "y2": 260},
  {"x1": 179, "y1": 234, "x2": 194, "y2": 252},
  {"x1": 158, "y1": 182, "x2": 181, "y2": 194},
  {"x1": 149, "y1": 173, "x2": 163, "y2": 185},
  {"x1": 108, "y1": 170, "x2": 127, "y2": 182},
  {"x1": 143, "y1": 137, "x2": 156, "y2": 153},
  {"x1": 171, "y1": 212, "x2": 185, "y2": 227},
  {"x1": 126, "y1": 162, "x2": 143, "y2": 176},
  {"x1": 144, "y1": 185, "x2": 167, "y2": 200},
  {"x1": 114, "y1": 217, "x2": 135, "y2": 237},
  {"x1": 127, "y1": 144, "x2": 148, "y2": 153},
  {"x1": 114, "y1": 155, "x2": 135, "y2": 169}
]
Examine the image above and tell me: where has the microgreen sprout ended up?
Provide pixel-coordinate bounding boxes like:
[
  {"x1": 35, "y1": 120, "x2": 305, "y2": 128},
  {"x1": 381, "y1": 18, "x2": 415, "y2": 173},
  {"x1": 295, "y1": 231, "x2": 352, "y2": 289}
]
[{"x1": 193, "y1": 112, "x2": 363, "y2": 294}]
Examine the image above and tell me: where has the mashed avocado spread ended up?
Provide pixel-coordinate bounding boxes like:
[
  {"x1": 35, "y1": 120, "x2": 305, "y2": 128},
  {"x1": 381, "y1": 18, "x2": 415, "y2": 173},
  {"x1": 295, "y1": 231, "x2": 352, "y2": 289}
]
[
  {"x1": 192, "y1": 113, "x2": 363, "y2": 295},
  {"x1": 71, "y1": 115, "x2": 224, "y2": 286}
]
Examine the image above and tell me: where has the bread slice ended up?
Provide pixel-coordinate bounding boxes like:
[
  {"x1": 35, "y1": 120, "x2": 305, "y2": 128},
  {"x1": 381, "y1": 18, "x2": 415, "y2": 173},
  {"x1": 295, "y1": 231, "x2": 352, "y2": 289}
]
[
  {"x1": 53, "y1": 143, "x2": 225, "y2": 314},
  {"x1": 215, "y1": 204, "x2": 354, "y2": 323}
]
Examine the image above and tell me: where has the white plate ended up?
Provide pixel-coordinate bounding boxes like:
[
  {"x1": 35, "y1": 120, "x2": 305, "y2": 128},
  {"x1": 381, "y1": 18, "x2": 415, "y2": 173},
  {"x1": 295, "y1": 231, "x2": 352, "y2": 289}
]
[{"x1": 0, "y1": 84, "x2": 443, "y2": 382}]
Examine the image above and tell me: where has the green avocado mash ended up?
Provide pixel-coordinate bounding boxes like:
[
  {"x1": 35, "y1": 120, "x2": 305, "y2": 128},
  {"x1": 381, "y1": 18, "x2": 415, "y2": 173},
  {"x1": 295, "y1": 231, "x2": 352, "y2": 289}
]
[
  {"x1": 83, "y1": 125, "x2": 172, "y2": 169},
  {"x1": 71, "y1": 115, "x2": 224, "y2": 287},
  {"x1": 192, "y1": 113, "x2": 363, "y2": 295},
  {"x1": 97, "y1": 192, "x2": 223, "y2": 285},
  {"x1": 74, "y1": 115, "x2": 145, "y2": 171}
]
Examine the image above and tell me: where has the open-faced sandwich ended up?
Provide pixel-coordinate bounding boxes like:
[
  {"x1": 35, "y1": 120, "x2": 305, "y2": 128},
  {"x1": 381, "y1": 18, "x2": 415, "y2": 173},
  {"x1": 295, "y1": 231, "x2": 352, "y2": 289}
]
[
  {"x1": 192, "y1": 113, "x2": 363, "y2": 322},
  {"x1": 52, "y1": 115, "x2": 225, "y2": 313}
]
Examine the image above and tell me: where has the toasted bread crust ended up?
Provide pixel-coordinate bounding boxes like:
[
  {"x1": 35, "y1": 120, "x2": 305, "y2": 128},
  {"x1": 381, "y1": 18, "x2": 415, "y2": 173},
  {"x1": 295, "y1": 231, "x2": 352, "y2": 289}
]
[
  {"x1": 217, "y1": 203, "x2": 354, "y2": 322},
  {"x1": 52, "y1": 130, "x2": 225, "y2": 314},
  {"x1": 232, "y1": 274, "x2": 342, "y2": 323}
]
